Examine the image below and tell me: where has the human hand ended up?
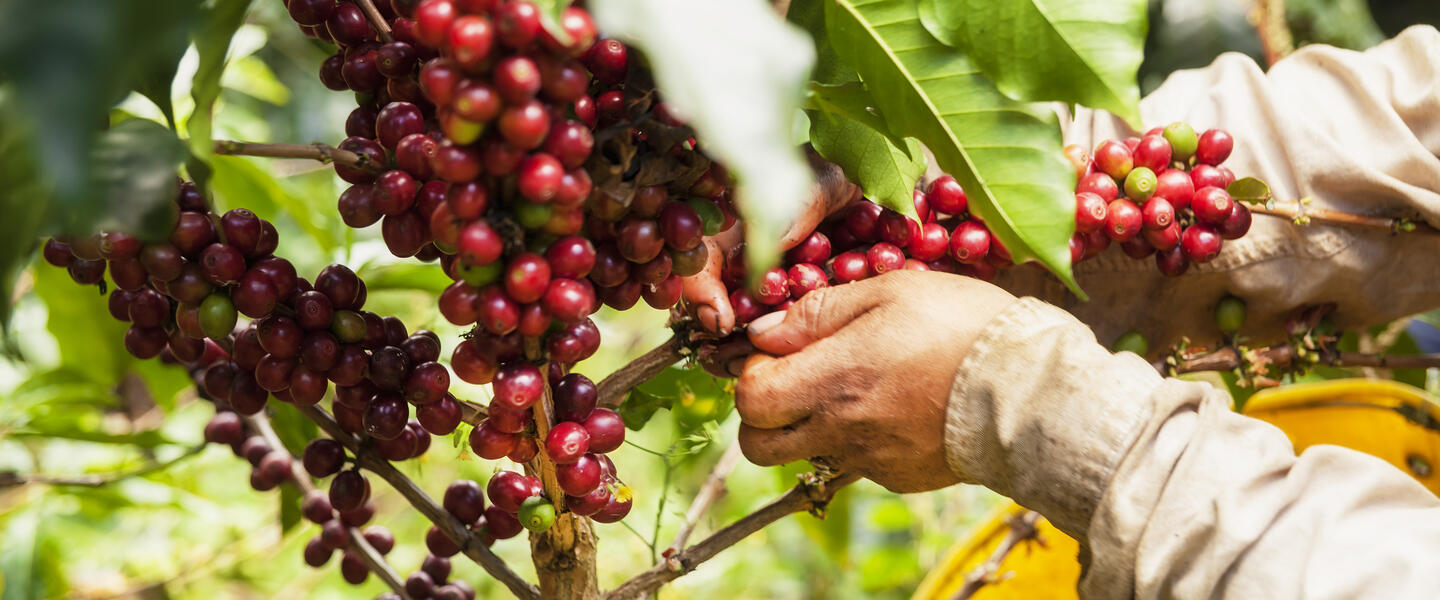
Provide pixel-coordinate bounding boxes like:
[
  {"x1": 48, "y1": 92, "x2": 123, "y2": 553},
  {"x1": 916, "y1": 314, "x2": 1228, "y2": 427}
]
[
  {"x1": 680, "y1": 151, "x2": 861, "y2": 336},
  {"x1": 733, "y1": 271, "x2": 1017, "y2": 492}
]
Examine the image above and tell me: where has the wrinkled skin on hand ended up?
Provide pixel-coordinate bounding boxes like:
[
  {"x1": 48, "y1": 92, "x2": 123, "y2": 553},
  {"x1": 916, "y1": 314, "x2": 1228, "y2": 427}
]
[
  {"x1": 680, "y1": 149, "x2": 862, "y2": 337},
  {"x1": 733, "y1": 271, "x2": 1016, "y2": 493}
]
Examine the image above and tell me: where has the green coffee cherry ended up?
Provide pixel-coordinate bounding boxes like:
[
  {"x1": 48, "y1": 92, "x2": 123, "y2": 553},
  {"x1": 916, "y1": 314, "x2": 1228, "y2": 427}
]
[
  {"x1": 1112, "y1": 331, "x2": 1149, "y2": 356},
  {"x1": 198, "y1": 293, "x2": 238, "y2": 341},
  {"x1": 331, "y1": 309, "x2": 368, "y2": 343},
  {"x1": 1163, "y1": 122, "x2": 1199, "y2": 163},
  {"x1": 519, "y1": 496, "x2": 556, "y2": 532},
  {"x1": 514, "y1": 202, "x2": 553, "y2": 230},
  {"x1": 687, "y1": 198, "x2": 725, "y2": 236},
  {"x1": 1124, "y1": 167, "x2": 1157, "y2": 202},
  {"x1": 456, "y1": 262, "x2": 503, "y2": 287},
  {"x1": 1214, "y1": 295, "x2": 1247, "y2": 336}
]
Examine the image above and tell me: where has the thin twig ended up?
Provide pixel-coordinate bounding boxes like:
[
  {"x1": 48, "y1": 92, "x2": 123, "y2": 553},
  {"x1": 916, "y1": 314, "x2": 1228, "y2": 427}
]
[
  {"x1": 212, "y1": 140, "x2": 379, "y2": 173},
  {"x1": 667, "y1": 444, "x2": 743, "y2": 553},
  {"x1": 605, "y1": 472, "x2": 857, "y2": 600},
  {"x1": 1251, "y1": 203, "x2": 1440, "y2": 235},
  {"x1": 1163, "y1": 345, "x2": 1440, "y2": 375},
  {"x1": 356, "y1": 0, "x2": 395, "y2": 42},
  {"x1": 1250, "y1": 0, "x2": 1294, "y2": 67},
  {"x1": 0, "y1": 443, "x2": 207, "y2": 488},
  {"x1": 294, "y1": 404, "x2": 542, "y2": 600},
  {"x1": 951, "y1": 511, "x2": 1044, "y2": 600},
  {"x1": 598, "y1": 336, "x2": 687, "y2": 409},
  {"x1": 243, "y1": 411, "x2": 411, "y2": 599}
]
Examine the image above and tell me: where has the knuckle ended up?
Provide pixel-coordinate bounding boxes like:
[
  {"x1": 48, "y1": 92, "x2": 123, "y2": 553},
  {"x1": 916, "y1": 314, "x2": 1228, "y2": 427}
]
[{"x1": 737, "y1": 426, "x2": 778, "y2": 466}]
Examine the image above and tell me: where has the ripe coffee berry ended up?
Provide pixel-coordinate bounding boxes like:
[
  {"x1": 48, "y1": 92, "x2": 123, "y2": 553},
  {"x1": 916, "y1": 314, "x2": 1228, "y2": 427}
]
[
  {"x1": 1181, "y1": 224, "x2": 1223, "y2": 263},
  {"x1": 545, "y1": 421, "x2": 590, "y2": 464},
  {"x1": 1141, "y1": 197, "x2": 1175, "y2": 230},
  {"x1": 867, "y1": 243, "x2": 905, "y2": 275},
  {"x1": 1195, "y1": 129, "x2": 1234, "y2": 165},
  {"x1": 1191, "y1": 187, "x2": 1235, "y2": 225},
  {"x1": 1076, "y1": 172, "x2": 1119, "y2": 201},
  {"x1": 1131, "y1": 135, "x2": 1172, "y2": 173},
  {"x1": 1105, "y1": 199, "x2": 1142, "y2": 242},
  {"x1": 1075, "y1": 192, "x2": 1108, "y2": 233},
  {"x1": 1093, "y1": 140, "x2": 1133, "y2": 180},
  {"x1": 1153, "y1": 169, "x2": 1195, "y2": 210},
  {"x1": 492, "y1": 362, "x2": 544, "y2": 410},
  {"x1": 949, "y1": 221, "x2": 991, "y2": 264},
  {"x1": 927, "y1": 175, "x2": 967, "y2": 214}
]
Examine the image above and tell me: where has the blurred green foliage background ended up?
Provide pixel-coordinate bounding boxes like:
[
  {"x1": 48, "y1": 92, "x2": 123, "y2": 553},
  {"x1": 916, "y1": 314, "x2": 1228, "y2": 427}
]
[{"x1": 0, "y1": 1, "x2": 1434, "y2": 599}]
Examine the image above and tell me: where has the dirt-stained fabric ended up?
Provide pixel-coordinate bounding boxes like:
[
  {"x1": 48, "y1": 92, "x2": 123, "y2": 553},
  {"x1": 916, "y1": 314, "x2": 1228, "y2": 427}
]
[{"x1": 945, "y1": 26, "x2": 1440, "y2": 599}]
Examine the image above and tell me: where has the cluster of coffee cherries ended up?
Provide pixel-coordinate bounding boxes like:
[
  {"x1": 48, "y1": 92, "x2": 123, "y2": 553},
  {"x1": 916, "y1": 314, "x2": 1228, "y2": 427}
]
[
  {"x1": 203, "y1": 412, "x2": 417, "y2": 590},
  {"x1": 1070, "y1": 122, "x2": 1253, "y2": 276},
  {"x1": 39, "y1": 182, "x2": 455, "y2": 588},
  {"x1": 466, "y1": 370, "x2": 632, "y2": 521},
  {"x1": 287, "y1": 0, "x2": 733, "y2": 546},
  {"x1": 720, "y1": 173, "x2": 1014, "y2": 323}
]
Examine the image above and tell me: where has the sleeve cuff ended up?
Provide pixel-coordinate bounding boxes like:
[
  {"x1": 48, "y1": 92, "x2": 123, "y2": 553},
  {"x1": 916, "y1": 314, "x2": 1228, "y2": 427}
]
[{"x1": 944, "y1": 297, "x2": 1161, "y2": 539}]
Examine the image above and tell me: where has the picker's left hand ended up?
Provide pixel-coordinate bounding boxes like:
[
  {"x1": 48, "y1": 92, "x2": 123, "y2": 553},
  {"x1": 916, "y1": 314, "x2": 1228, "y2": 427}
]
[{"x1": 733, "y1": 270, "x2": 1016, "y2": 492}]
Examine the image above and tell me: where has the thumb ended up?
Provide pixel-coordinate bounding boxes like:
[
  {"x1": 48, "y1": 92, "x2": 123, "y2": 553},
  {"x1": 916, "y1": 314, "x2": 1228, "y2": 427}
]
[{"x1": 746, "y1": 280, "x2": 882, "y2": 356}]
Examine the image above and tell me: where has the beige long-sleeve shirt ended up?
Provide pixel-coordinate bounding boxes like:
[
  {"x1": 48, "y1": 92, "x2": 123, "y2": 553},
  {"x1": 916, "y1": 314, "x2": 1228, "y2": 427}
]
[{"x1": 945, "y1": 26, "x2": 1440, "y2": 599}]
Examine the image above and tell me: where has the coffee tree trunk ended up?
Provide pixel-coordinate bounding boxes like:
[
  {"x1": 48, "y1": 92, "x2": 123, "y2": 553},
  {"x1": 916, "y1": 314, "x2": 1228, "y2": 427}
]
[{"x1": 530, "y1": 515, "x2": 601, "y2": 599}]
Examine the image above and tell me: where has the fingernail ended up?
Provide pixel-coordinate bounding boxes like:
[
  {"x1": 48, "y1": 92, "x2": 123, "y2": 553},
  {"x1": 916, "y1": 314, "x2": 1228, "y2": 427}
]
[
  {"x1": 747, "y1": 311, "x2": 786, "y2": 335},
  {"x1": 697, "y1": 306, "x2": 721, "y2": 334}
]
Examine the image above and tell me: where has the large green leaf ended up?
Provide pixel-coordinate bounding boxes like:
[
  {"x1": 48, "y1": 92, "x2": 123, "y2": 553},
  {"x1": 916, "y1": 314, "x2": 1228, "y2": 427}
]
[
  {"x1": 591, "y1": 0, "x2": 816, "y2": 274},
  {"x1": 90, "y1": 119, "x2": 187, "y2": 241},
  {"x1": 792, "y1": 0, "x2": 924, "y2": 218},
  {"x1": 0, "y1": 0, "x2": 198, "y2": 328},
  {"x1": 186, "y1": 0, "x2": 253, "y2": 184},
  {"x1": 822, "y1": 0, "x2": 1081, "y2": 294},
  {"x1": 808, "y1": 110, "x2": 926, "y2": 220},
  {"x1": 919, "y1": 0, "x2": 1147, "y2": 128}
]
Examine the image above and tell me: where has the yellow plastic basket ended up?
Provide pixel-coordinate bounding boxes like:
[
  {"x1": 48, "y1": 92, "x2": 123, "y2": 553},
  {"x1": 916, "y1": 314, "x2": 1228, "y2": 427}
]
[{"x1": 912, "y1": 378, "x2": 1440, "y2": 600}]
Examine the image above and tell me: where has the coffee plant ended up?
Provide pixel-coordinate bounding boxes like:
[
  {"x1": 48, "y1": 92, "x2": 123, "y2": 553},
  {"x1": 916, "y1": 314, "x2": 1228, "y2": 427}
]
[{"x1": 6, "y1": 0, "x2": 1437, "y2": 598}]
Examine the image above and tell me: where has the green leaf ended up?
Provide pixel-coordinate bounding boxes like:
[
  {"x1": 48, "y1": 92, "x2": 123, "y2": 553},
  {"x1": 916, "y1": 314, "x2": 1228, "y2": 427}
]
[
  {"x1": 134, "y1": 8, "x2": 199, "y2": 130},
  {"x1": 269, "y1": 406, "x2": 319, "y2": 457},
  {"x1": 0, "y1": 0, "x2": 199, "y2": 327},
  {"x1": 1228, "y1": 177, "x2": 1272, "y2": 206},
  {"x1": 808, "y1": 110, "x2": 926, "y2": 219},
  {"x1": 592, "y1": 0, "x2": 817, "y2": 275},
  {"x1": 619, "y1": 388, "x2": 671, "y2": 431},
  {"x1": 793, "y1": 0, "x2": 926, "y2": 220},
  {"x1": 187, "y1": 0, "x2": 253, "y2": 184},
  {"x1": 90, "y1": 119, "x2": 187, "y2": 241},
  {"x1": 531, "y1": 0, "x2": 573, "y2": 45},
  {"x1": 805, "y1": 82, "x2": 910, "y2": 151},
  {"x1": 356, "y1": 262, "x2": 454, "y2": 296},
  {"x1": 0, "y1": 509, "x2": 68, "y2": 600},
  {"x1": 822, "y1": 0, "x2": 1082, "y2": 296},
  {"x1": 31, "y1": 258, "x2": 129, "y2": 380},
  {"x1": 619, "y1": 366, "x2": 733, "y2": 432},
  {"x1": 919, "y1": 0, "x2": 1147, "y2": 129},
  {"x1": 280, "y1": 485, "x2": 303, "y2": 532}
]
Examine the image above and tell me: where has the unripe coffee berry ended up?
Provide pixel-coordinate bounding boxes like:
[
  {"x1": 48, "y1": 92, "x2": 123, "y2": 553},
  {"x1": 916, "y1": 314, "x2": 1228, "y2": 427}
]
[
  {"x1": 1123, "y1": 167, "x2": 1157, "y2": 202},
  {"x1": 1162, "y1": 122, "x2": 1198, "y2": 162}
]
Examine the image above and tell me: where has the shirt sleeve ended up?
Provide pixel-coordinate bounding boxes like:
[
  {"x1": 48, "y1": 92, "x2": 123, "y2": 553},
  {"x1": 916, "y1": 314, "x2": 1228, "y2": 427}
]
[
  {"x1": 992, "y1": 25, "x2": 1440, "y2": 355},
  {"x1": 946, "y1": 297, "x2": 1440, "y2": 599}
]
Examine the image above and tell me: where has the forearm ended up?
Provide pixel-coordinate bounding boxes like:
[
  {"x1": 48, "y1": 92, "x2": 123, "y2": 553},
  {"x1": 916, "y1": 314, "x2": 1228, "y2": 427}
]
[{"x1": 948, "y1": 299, "x2": 1440, "y2": 598}]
